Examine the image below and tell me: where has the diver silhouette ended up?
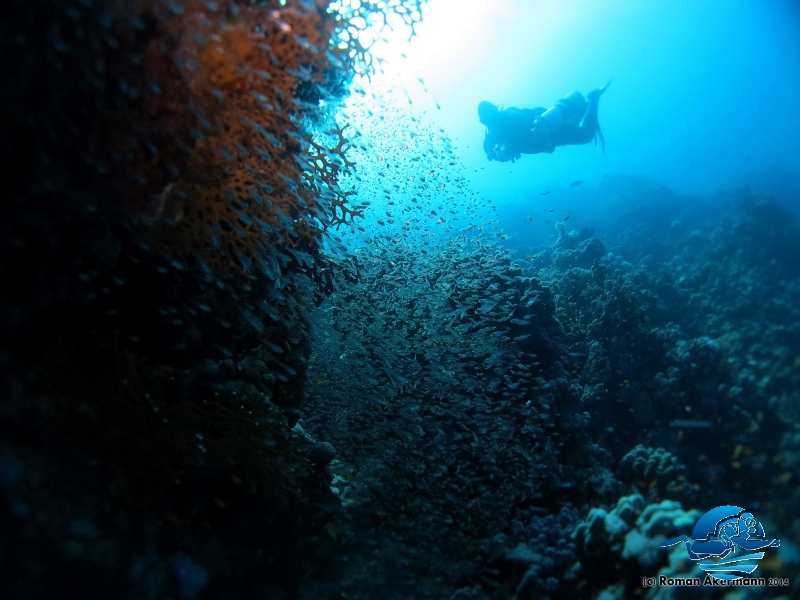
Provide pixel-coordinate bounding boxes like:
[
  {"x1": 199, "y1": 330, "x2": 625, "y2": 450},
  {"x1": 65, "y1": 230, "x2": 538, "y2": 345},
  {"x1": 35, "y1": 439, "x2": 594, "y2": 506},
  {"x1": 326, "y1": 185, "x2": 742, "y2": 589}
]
[
  {"x1": 662, "y1": 512, "x2": 780, "y2": 560},
  {"x1": 478, "y1": 81, "x2": 611, "y2": 163}
]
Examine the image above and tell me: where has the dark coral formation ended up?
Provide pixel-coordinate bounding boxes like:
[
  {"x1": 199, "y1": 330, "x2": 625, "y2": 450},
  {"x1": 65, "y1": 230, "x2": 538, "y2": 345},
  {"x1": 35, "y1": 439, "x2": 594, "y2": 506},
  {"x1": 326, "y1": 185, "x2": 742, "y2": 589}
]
[
  {"x1": 305, "y1": 235, "x2": 613, "y2": 594},
  {"x1": 302, "y1": 182, "x2": 800, "y2": 599},
  {"x1": 619, "y1": 444, "x2": 692, "y2": 503},
  {"x1": 0, "y1": 0, "x2": 423, "y2": 597}
]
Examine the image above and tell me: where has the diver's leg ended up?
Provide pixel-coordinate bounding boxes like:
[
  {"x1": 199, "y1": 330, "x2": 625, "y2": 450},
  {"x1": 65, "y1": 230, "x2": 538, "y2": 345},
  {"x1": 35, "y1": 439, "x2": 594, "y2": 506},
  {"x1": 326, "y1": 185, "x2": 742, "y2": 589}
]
[
  {"x1": 583, "y1": 80, "x2": 611, "y2": 151},
  {"x1": 551, "y1": 124, "x2": 593, "y2": 146},
  {"x1": 582, "y1": 92, "x2": 600, "y2": 134},
  {"x1": 550, "y1": 82, "x2": 610, "y2": 148}
]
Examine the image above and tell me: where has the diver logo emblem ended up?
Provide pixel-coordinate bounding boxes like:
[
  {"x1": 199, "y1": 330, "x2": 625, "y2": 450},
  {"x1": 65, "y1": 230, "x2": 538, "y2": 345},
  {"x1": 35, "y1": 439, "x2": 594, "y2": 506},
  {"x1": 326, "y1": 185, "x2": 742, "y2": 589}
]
[{"x1": 661, "y1": 506, "x2": 779, "y2": 581}]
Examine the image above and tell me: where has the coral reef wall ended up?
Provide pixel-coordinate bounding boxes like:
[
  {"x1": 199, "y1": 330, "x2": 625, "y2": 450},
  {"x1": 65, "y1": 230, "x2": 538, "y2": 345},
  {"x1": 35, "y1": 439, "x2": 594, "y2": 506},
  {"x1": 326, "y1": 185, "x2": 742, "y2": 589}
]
[
  {"x1": 0, "y1": 0, "x2": 422, "y2": 597},
  {"x1": 302, "y1": 177, "x2": 800, "y2": 599}
]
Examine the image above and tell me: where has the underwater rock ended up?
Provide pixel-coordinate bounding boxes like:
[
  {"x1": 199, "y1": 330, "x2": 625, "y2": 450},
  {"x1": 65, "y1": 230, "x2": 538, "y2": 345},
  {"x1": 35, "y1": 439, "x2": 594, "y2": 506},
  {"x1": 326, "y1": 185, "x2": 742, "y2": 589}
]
[
  {"x1": 308, "y1": 442, "x2": 336, "y2": 466},
  {"x1": 0, "y1": 0, "x2": 427, "y2": 597},
  {"x1": 572, "y1": 493, "x2": 702, "y2": 595},
  {"x1": 574, "y1": 493, "x2": 649, "y2": 557},
  {"x1": 619, "y1": 445, "x2": 690, "y2": 501},
  {"x1": 621, "y1": 500, "x2": 700, "y2": 568},
  {"x1": 582, "y1": 341, "x2": 613, "y2": 385},
  {"x1": 497, "y1": 508, "x2": 581, "y2": 599},
  {"x1": 450, "y1": 586, "x2": 488, "y2": 600},
  {"x1": 552, "y1": 236, "x2": 606, "y2": 271}
]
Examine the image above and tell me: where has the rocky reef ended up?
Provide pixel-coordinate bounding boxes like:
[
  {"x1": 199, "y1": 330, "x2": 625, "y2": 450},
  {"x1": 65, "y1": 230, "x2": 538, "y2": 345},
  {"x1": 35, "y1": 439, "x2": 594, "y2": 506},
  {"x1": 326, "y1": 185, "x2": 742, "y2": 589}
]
[{"x1": 0, "y1": 0, "x2": 423, "y2": 597}]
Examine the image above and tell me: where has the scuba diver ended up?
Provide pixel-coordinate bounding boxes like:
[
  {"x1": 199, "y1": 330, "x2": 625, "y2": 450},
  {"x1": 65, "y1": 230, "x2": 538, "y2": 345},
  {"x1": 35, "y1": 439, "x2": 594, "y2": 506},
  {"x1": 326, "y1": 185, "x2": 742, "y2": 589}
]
[{"x1": 478, "y1": 81, "x2": 611, "y2": 163}]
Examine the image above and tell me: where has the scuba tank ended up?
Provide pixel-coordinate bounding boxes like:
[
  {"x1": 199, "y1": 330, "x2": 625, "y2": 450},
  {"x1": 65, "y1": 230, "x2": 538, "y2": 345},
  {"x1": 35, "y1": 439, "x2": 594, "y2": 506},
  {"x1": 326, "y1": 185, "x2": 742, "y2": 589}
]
[{"x1": 532, "y1": 91, "x2": 588, "y2": 141}]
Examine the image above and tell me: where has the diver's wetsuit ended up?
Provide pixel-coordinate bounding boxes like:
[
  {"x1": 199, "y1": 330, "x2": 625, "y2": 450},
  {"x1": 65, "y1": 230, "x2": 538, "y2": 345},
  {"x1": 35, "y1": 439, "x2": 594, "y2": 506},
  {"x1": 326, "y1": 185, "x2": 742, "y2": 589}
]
[
  {"x1": 482, "y1": 107, "x2": 547, "y2": 162},
  {"x1": 481, "y1": 85, "x2": 606, "y2": 162}
]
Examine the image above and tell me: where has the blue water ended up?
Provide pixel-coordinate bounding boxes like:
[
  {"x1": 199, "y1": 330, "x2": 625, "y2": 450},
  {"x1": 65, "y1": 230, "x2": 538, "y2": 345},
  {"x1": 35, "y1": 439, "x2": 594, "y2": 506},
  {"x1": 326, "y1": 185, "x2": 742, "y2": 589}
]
[{"x1": 342, "y1": 0, "x2": 800, "y2": 246}]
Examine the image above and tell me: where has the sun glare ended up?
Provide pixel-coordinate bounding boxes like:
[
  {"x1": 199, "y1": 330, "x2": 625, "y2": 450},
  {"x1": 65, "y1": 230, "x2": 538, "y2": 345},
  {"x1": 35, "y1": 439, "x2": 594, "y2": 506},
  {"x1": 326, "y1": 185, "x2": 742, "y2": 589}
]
[{"x1": 353, "y1": 0, "x2": 514, "y2": 104}]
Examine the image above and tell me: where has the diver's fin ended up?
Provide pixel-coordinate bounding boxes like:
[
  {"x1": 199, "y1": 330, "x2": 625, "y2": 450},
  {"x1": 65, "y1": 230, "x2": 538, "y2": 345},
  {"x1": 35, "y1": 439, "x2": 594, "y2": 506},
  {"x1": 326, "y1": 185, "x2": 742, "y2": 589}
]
[
  {"x1": 589, "y1": 80, "x2": 612, "y2": 102},
  {"x1": 594, "y1": 124, "x2": 605, "y2": 153}
]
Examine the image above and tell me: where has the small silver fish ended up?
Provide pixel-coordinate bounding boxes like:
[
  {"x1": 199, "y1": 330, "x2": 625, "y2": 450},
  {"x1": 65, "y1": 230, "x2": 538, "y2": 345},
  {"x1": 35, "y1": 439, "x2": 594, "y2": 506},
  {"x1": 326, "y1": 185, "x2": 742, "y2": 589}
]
[{"x1": 669, "y1": 419, "x2": 713, "y2": 429}]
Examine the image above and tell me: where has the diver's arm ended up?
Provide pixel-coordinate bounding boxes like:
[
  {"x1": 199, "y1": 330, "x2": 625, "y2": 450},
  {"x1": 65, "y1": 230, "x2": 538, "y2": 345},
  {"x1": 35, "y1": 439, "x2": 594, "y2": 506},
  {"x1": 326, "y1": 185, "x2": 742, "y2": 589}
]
[
  {"x1": 505, "y1": 108, "x2": 552, "y2": 155},
  {"x1": 484, "y1": 108, "x2": 536, "y2": 161},
  {"x1": 483, "y1": 133, "x2": 496, "y2": 161},
  {"x1": 500, "y1": 107, "x2": 538, "y2": 131},
  {"x1": 495, "y1": 139, "x2": 519, "y2": 162},
  {"x1": 484, "y1": 129, "x2": 516, "y2": 162},
  {"x1": 493, "y1": 147, "x2": 515, "y2": 162},
  {"x1": 521, "y1": 107, "x2": 546, "y2": 126}
]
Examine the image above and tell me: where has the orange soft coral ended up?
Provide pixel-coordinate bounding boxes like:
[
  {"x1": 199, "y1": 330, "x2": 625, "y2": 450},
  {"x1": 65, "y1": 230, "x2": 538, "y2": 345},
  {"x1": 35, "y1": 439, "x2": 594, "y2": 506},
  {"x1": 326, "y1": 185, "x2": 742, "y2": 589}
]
[{"x1": 139, "y1": 0, "x2": 361, "y2": 276}]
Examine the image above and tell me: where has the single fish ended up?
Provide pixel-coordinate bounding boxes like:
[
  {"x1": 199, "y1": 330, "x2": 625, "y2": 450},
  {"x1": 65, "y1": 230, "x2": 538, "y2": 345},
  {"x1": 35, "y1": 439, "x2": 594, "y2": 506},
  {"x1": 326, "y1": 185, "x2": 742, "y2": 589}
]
[
  {"x1": 570, "y1": 180, "x2": 584, "y2": 187},
  {"x1": 669, "y1": 419, "x2": 713, "y2": 429},
  {"x1": 540, "y1": 191, "x2": 550, "y2": 195}
]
